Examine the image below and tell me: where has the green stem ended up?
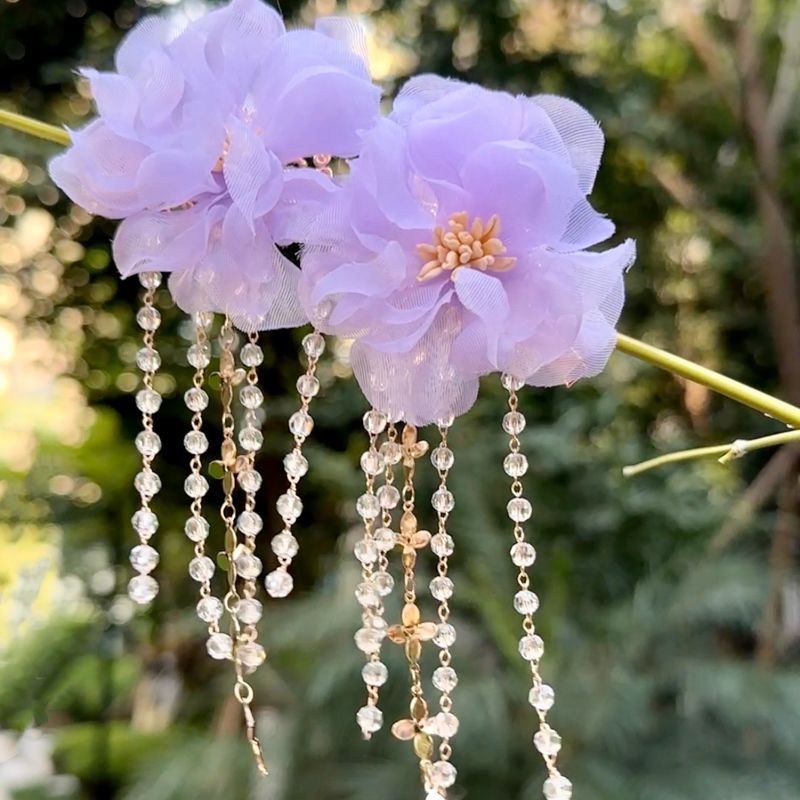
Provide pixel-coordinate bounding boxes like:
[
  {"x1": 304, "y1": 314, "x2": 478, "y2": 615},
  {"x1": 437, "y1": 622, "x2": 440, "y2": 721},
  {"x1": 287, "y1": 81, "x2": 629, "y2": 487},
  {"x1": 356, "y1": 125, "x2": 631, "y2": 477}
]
[
  {"x1": 623, "y1": 429, "x2": 800, "y2": 477},
  {"x1": 623, "y1": 445, "x2": 732, "y2": 477},
  {"x1": 616, "y1": 333, "x2": 800, "y2": 429},
  {"x1": 0, "y1": 109, "x2": 71, "y2": 147}
]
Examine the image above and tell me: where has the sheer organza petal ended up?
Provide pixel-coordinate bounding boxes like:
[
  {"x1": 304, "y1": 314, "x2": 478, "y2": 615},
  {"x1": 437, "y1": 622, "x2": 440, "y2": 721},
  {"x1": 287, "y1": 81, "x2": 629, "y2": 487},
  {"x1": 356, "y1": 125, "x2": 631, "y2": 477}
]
[
  {"x1": 80, "y1": 70, "x2": 140, "y2": 139},
  {"x1": 114, "y1": 15, "x2": 169, "y2": 78},
  {"x1": 315, "y1": 15, "x2": 371, "y2": 71},
  {"x1": 391, "y1": 74, "x2": 470, "y2": 126}
]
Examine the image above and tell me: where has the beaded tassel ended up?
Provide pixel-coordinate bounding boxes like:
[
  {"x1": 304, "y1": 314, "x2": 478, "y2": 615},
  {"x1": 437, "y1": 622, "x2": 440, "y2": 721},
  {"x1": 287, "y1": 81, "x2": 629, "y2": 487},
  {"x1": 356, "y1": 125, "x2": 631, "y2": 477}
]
[
  {"x1": 427, "y1": 419, "x2": 459, "y2": 795},
  {"x1": 233, "y1": 331, "x2": 266, "y2": 669},
  {"x1": 355, "y1": 409, "x2": 390, "y2": 738},
  {"x1": 183, "y1": 313, "x2": 222, "y2": 637},
  {"x1": 502, "y1": 375, "x2": 571, "y2": 800},
  {"x1": 387, "y1": 424, "x2": 444, "y2": 796},
  {"x1": 266, "y1": 331, "x2": 325, "y2": 598},
  {"x1": 128, "y1": 271, "x2": 163, "y2": 605},
  {"x1": 217, "y1": 318, "x2": 267, "y2": 775}
]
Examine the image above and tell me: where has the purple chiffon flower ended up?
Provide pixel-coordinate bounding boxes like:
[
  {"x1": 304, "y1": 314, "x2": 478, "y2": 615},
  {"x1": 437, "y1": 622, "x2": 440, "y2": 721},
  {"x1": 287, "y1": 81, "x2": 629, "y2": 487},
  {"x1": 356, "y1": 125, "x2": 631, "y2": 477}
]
[
  {"x1": 299, "y1": 75, "x2": 636, "y2": 425},
  {"x1": 49, "y1": 0, "x2": 380, "y2": 331}
]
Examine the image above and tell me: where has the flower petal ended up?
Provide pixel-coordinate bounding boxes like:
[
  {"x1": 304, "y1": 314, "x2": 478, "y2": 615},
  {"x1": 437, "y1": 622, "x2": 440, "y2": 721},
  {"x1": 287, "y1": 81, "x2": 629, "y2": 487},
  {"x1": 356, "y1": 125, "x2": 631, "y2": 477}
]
[
  {"x1": 223, "y1": 116, "x2": 283, "y2": 224},
  {"x1": 452, "y1": 269, "x2": 510, "y2": 368}
]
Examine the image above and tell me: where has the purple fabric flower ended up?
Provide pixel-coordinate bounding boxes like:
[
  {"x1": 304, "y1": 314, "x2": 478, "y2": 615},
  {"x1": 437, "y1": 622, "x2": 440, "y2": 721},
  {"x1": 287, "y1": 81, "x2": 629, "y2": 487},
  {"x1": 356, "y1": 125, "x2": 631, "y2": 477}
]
[
  {"x1": 49, "y1": 0, "x2": 380, "y2": 332},
  {"x1": 299, "y1": 75, "x2": 635, "y2": 425}
]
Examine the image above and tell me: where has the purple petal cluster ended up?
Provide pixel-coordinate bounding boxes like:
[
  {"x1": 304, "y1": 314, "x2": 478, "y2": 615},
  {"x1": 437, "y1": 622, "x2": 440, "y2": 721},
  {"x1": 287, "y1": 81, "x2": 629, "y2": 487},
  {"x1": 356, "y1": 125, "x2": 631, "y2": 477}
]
[
  {"x1": 50, "y1": 0, "x2": 380, "y2": 331},
  {"x1": 299, "y1": 76, "x2": 635, "y2": 425}
]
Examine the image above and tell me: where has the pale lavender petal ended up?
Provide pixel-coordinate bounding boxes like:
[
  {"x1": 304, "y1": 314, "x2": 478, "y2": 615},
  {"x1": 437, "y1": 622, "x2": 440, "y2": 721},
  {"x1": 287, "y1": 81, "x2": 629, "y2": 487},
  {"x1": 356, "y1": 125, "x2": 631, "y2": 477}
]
[
  {"x1": 49, "y1": 121, "x2": 151, "y2": 217},
  {"x1": 135, "y1": 150, "x2": 218, "y2": 210},
  {"x1": 391, "y1": 74, "x2": 470, "y2": 125},
  {"x1": 114, "y1": 15, "x2": 169, "y2": 77},
  {"x1": 452, "y1": 269, "x2": 509, "y2": 366},
  {"x1": 134, "y1": 50, "x2": 185, "y2": 130},
  {"x1": 525, "y1": 95, "x2": 604, "y2": 194},
  {"x1": 113, "y1": 198, "x2": 222, "y2": 276},
  {"x1": 80, "y1": 69, "x2": 139, "y2": 139},
  {"x1": 223, "y1": 116, "x2": 283, "y2": 223},
  {"x1": 269, "y1": 168, "x2": 338, "y2": 245},
  {"x1": 315, "y1": 15, "x2": 371, "y2": 71}
]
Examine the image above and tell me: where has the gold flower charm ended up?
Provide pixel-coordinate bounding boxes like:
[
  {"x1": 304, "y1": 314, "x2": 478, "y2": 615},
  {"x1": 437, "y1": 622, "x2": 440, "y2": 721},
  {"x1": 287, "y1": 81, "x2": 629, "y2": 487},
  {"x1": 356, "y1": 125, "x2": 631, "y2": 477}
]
[
  {"x1": 416, "y1": 211, "x2": 516, "y2": 282},
  {"x1": 396, "y1": 510, "x2": 431, "y2": 558},
  {"x1": 387, "y1": 602, "x2": 439, "y2": 660},
  {"x1": 401, "y1": 424, "x2": 429, "y2": 467}
]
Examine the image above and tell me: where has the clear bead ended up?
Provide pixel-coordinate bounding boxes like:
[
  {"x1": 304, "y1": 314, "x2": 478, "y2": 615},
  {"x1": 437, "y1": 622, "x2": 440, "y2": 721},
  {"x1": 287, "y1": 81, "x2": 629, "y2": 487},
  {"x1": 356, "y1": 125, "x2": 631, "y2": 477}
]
[
  {"x1": 238, "y1": 642, "x2": 266, "y2": 670},
  {"x1": 196, "y1": 596, "x2": 223, "y2": 623},
  {"x1": 184, "y1": 387, "x2": 209, "y2": 412},
  {"x1": 431, "y1": 446, "x2": 455, "y2": 470},
  {"x1": 302, "y1": 332, "x2": 325, "y2": 358},
  {"x1": 514, "y1": 590, "x2": 540, "y2": 615},
  {"x1": 135, "y1": 430, "x2": 161, "y2": 457},
  {"x1": 238, "y1": 469, "x2": 262, "y2": 493},
  {"x1": 374, "y1": 572, "x2": 394, "y2": 597},
  {"x1": 502, "y1": 411, "x2": 526, "y2": 435},
  {"x1": 130, "y1": 544, "x2": 159, "y2": 574},
  {"x1": 379, "y1": 441, "x2": 402, "y2": 465},
  {"x1": 431, "y1": 533, "x2": 454, "y2": 557},
  {"x1": 235, "y1": 597, "x2": 263, "y2": 624},
  {"x1": 364, "y1": 614, "x2": 387, "y2": 633},
  {"x1": 511, "y1": 542, "x2": 536, "y2": 567},
  {"x1": 132, "y1": 509, "x2": 158, "y2": 538},
  {"x1": 185, "y1": 516, "x2": 210, "y2": 542},
  {"x1": 356, "y1": 493, "x2": 380, "y2": 520},
  {"x1": 237, "y1": 511, "x2": 263, "y2": 536},
  {"x1": 529, "y1": 684, "x2": 555, "y2": 711},
  {"x1": 128, "y1": 574, "x2": 158, "y2": 604},
  {"x1": 139, "y1": 271, "x2": 161, "y2": 289},
  {"x1": 543, "y1": 776, "x2": 572, "y2": 800},
  {"x1": 362, "y1": 661, "x2": 388, "y2": 687},
  {"x1": 276, "y1": 492, "x2": 303, "y2": 523},
  {"x1": 373, "y1": 527, "x2": 395, "y2": 552},
  {"x1": 136, "y1": 347, "x2": 161, "y2": 372},
  {"x1": 360, "y1": 450, "x2": 384, "y2": 476},
  {"x1": 136, "y1": 389, "x2": 162, "y2": 414},
  {"x1": 193, "y1": 311, "x2": 214, "y2": 329},
  {"x1": 189, "y1": 556, "x2": 216, "y2": 582},
  {"x1": 184, "y1": 430, "x2": 208, "y2": 455},
  {"x1": 240, "y1": 385, "x2": 263, "y2": 409},
  {"x1": 433, "y1": 711, "x2": 459, "y2": 738},
  {"x1": 432, "y1": 489, "x2": 455, "y2": 513},
  {"x1": 354, "y1": 539, "x2": 378, "y2": 565},
  {"x1": 432, "y1": 666, "x2": 458, "y2": 692},
  {"x1": 184, "y1": 474, "x2": 209, "y2": 498},
  {"x1": 431, "y1": 761, "x2": 457, "y2": 789},
  {"x1": 430, "y1": 576, "x2": 454, "y2": 601},
  {"x1": 504, "y1": 452, "x2": 529, "y2": 477},
  {"x1": 265, "y1": 570, "x2": 293, "y2": 598},
  {"x1": 534, "y1": 728, "x2": 562, "y2": 756},
  {"x1": 272, "y1": 532, "x2": 299, "y2": 559},
  {"x1": 284, "y1": 450, "x2": 309, "y2": 480},
  {"x1": 507, "y1": 498, "x2": 533, "y2": 522},
  {"x1": 355, "y1": 582, "x2": 380, "y2": 608},
  {"x1": 519, "y1": 634, "x2": 544, "y2": 661},
  {"x1": 289, "y1": 410, "x2": 314, "y2": 437},
  {"x1": 239, "y1": 427, "x2": 263, "y2": 452},
  {"x1": 187, "y1": 343, "x2": 211, "y2": 368},
  {"x1": 240, "y1": 343, "x2": 264, "y2": 366},
  {"x1": 354, "y1": 627, "x2": 384, "y2": 654},
  {"x1": 501, "y1": 373, "x2": 524, "y2": 391},
  {"x1": 296, "y1": 374, "x2": 320, "y2": 397},
  {"x1": 206, "y1": 632, "x2": 233, "y2": 660},
  {"x1": 234, "y1": 552, "x2": 262, "y2": 580},
  {"x1": 434, "y1": 623, "x2": 456, "y2": 648},
  {"x1": 136, "y1": 306, "x2": 160, "y2": 331},
  {"x1": 363, "y1": 410, "x2": 387, "y2": 435},
  {"x1": 377, "y1": 484, "x2": 400, "y2": 509},
  {"x1": 134, "y1": 470, "x2": 161, "y2": 497},
  {"x1": 356, "y1": 705, "x2": 383, "y2": 734}
]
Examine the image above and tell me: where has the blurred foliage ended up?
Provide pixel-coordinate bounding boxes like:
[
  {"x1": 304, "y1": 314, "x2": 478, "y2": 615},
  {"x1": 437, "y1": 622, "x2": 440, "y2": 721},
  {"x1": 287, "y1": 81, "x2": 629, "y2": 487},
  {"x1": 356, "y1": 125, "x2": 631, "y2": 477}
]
[{"x1": 1, "y1": 0, "x2": 800, "y2": 799}]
